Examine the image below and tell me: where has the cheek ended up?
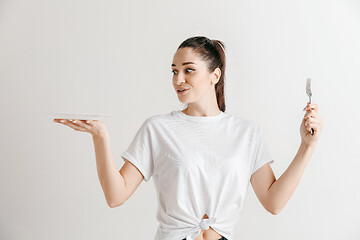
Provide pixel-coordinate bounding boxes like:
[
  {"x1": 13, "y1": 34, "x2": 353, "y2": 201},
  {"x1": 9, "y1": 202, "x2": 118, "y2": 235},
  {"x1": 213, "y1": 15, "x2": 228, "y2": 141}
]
[
  {"x1": 190, "y1": 75, "x2": 207, "y2": 86},
  {"x1": 196, "y1": 78, "x2": 212, "y2": 91},
  {"x1": 190, "y1": 84, "x2": 209, "y2": 97}
]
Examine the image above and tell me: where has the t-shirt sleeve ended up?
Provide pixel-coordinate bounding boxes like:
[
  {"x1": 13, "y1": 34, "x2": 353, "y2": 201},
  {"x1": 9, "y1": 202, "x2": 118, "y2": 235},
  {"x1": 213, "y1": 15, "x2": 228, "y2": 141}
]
[
  {"x1": 121, "y1": 118, "x2": 154, "y2": 182},
  {"x1": 250, "y1": 123, "x2": 275, "y2": 176}
]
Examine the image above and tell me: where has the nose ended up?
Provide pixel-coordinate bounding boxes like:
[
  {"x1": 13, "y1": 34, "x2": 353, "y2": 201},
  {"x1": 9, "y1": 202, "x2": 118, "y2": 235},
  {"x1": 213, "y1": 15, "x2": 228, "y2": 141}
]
[{"x1": 173, "y1": 73, "x2": 185, "y2": 85}]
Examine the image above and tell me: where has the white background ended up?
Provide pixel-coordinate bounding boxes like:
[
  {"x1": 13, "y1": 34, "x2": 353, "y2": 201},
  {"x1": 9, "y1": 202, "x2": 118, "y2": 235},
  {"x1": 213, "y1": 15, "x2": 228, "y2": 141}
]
[{"x1": 1, "y1": 0, "x2": 359, "y2": 239}]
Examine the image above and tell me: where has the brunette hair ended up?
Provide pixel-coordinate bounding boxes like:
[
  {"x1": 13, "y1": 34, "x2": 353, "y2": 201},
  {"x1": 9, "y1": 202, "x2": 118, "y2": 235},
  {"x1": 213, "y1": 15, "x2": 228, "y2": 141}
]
[{"x1": 177, "y1": 36, "x2": 226, "y2": 112}]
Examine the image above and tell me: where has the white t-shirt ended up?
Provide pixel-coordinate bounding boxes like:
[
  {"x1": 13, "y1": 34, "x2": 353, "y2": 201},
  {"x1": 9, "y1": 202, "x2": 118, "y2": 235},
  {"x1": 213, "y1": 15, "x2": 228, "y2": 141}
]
[{"x1": 121, "y1": 110, "x2": 275, "y2": 240}]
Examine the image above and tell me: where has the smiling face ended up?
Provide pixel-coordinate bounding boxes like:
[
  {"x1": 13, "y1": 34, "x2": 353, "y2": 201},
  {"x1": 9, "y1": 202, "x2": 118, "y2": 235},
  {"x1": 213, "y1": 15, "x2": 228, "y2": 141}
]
[{"x1": 171, "y1": 47, "x2": 221, "y2": 104}]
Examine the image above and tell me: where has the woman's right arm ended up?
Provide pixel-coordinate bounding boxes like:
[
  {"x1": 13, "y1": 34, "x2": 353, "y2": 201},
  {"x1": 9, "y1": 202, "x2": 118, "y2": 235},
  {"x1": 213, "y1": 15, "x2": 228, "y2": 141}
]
[
  {"x1": 93, "y1": 130, "x2": 145, "y2": 208},
  {"x1": 92, "y1": 131, "x2": 126, "y2": 207},
  {"x1": 53, "y1": 118, "x2": 144, "y2": 208}
]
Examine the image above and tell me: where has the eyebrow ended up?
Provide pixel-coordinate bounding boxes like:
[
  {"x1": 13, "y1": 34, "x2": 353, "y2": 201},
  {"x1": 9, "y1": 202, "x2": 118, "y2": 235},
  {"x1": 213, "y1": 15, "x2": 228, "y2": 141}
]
[{"x1": 171, "y1": 62, "x2": 197, "y2": 67}]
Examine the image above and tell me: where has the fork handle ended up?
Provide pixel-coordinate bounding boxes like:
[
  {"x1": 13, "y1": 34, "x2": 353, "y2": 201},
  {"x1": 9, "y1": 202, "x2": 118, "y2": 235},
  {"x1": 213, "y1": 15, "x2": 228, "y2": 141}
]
[{"x1": 308, "y1": 97, "x2": 314, "y2": 135}]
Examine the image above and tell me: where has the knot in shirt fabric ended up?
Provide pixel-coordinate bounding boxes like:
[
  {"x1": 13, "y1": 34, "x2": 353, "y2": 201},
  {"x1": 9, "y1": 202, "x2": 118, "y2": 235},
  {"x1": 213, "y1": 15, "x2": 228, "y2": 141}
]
[
  {"x1": 199, "y1": 217, "x2": 216, "y2": 230},
  {"x1": 185, "y1": 217, "x2": 217, "y2": 240}
]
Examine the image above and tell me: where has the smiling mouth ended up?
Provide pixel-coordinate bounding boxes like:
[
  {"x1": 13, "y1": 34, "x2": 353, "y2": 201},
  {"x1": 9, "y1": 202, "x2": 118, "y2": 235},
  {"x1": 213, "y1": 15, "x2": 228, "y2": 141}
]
[
  {"x1": 177, "y1": 88, "x2": 190, "y2": 94},
  {"x1": 178, "y1": 89, "x2": 189, "y2": 92}
]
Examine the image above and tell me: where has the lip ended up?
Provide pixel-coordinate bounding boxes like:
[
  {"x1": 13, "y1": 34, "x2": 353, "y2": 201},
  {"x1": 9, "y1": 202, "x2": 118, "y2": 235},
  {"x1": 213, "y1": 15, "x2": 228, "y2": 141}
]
[{"x1": 177, "y1": 88, "x2": 190, "y2": 95}]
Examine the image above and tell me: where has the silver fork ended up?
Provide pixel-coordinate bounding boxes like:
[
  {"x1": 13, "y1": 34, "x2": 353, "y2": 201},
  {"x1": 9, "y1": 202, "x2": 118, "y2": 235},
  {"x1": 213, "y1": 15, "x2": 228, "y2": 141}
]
[{"x1": 306, "y1": 78, "x2": 314, "y2": 135}]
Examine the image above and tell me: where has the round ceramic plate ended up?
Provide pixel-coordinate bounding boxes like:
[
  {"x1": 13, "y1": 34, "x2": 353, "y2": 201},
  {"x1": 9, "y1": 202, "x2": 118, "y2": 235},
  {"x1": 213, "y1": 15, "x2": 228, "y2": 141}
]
[{"x1": 48, "y1": 112, "x2": 118, "y2": 120}]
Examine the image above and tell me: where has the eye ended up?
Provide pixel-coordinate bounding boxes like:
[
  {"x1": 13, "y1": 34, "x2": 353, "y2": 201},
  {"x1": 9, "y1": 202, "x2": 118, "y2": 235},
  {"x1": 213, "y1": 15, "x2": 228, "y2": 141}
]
[{"x1": 172, "y1": 68, "x2": 194, "y2": 75}]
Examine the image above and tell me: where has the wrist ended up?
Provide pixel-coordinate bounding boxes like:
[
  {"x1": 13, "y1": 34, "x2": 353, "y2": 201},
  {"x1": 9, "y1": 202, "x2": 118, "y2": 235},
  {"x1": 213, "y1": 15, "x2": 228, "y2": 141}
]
[
  {"x1": 92, "y1": 128, "x2": 108, "y2": 139},
  {"x1": 300, "y1": 141, "x2": 317, "y2": 150}
]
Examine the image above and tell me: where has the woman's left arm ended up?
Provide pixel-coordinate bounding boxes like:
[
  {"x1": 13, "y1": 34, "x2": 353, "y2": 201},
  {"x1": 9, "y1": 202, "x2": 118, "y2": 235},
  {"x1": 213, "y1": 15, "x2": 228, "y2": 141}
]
[
  {"x1": 250, "y1": 103, "x2": 323, "y2": 215},
  {"x1": 267, "y1": 102, "x2": 324, "y2": 214}
]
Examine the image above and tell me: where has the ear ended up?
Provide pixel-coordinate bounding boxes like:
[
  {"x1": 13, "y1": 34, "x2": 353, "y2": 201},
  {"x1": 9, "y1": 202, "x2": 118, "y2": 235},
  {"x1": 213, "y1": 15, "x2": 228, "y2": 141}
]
[{"x1": 210, "y1": 67, "x2": 221, "y2": 85}]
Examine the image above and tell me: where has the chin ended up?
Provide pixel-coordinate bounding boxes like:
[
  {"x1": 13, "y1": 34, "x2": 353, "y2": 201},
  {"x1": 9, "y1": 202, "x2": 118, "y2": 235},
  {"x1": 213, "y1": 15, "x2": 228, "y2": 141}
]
[
  {"x1": 178, "y1": 97, "x2": 190, "y2": 102},
  {"x1": 178, "y1": 99, "x2": 188, "y2": 104}
]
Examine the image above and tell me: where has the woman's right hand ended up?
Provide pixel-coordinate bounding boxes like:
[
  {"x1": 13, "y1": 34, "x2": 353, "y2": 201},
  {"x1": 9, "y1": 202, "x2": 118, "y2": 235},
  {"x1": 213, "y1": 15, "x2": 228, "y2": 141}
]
[{"x1": 53, "y1": 118, "x2": 108, "y2": 137}]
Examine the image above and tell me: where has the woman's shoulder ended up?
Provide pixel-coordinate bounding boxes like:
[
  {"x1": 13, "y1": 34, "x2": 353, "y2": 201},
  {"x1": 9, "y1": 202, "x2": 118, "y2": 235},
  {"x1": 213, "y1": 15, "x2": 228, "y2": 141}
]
[
  {"x1": 223, "y1": 111, "x2": 259, "y2": 128},
  {"x1": 146, "y1": 111, "x2": 173, "y2": 121},
  {"x1": 140, "y1": 111, "x2": 174, "y2": 127}
]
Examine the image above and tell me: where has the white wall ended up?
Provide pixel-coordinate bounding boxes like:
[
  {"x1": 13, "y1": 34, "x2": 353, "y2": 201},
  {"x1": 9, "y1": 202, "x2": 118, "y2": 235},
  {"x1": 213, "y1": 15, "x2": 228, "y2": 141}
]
[{"x1": 1, "y1": 0, "x2": 359, "y2": 239}]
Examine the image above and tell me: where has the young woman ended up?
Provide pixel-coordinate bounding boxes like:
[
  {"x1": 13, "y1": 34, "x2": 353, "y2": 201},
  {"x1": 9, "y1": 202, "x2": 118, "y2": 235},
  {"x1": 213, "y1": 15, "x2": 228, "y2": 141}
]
[{"x1": 53, "y1": 36, "x2": 323, "y2": 240}]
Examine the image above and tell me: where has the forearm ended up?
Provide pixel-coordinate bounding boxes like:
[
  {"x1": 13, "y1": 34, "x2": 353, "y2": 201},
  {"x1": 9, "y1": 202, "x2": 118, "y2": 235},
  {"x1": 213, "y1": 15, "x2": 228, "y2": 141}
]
[
  {"x1": 268, "y1": 142, "x2": 316, "y2": 214},
  {"x1": 92, "y1": 130, "x2": 125, "y2": 207}
]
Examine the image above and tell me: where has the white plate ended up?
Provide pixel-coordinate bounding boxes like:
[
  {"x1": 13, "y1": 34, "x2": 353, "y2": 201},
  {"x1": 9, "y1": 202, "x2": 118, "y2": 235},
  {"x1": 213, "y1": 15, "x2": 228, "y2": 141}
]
[{"x1": 48, "y1": 112, "x2": 118, "y2": 120}]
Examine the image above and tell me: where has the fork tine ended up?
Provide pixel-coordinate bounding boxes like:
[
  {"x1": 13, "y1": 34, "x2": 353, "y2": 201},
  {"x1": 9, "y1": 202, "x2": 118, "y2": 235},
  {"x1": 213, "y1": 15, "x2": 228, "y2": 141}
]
[
  {"x1": 306, "y1": 78, "x2": 312, "y2": 103},
  {"x1": 306, "y1": 78, "x2": 311, "y2": 93}
]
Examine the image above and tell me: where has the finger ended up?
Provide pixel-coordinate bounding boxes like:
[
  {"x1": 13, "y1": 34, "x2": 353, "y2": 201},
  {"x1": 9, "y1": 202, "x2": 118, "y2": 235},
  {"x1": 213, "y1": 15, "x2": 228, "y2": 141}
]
[
  {"x1": 307, "y1": 122, "x2": 319, "y2": 133},
  {"x1": 307, "y1": 119, "x2": 321, "y2": 130},
  {"x1": 304, "y1": 103, "x2": 319, "y2": 112},
  {"x1": 85, "y1": 120, "x2": 94, "y2": 126},
  {"x1": 61, "y1": 119, "x2": 88, "y2": 132},
  {"x1": 53, "y1": 118, "x2": 67, "y2": 123},
  {"x1": 71, "y1": 119, "x2": 92, "y2": 129},
  {"x1": 303, "y1": 103, "x2": 317, "y2": 111},
  {"x1": 304, "y1": 110, "x2": 312, "y2": 120},
  {"x1": 305, "y1": 117, "x2": 311, "y2": 127},
  {"x1": 305, "y1": 116, "x2": 318, "y2": 127},
  {"x1": 306, "y1": 120, "x2": 313, "y2": 132},
  {"x1": 305, "y1": 116, "x2": 319, "y2": 126},
  {"x1": 56, "y1": 119, "x2": 66, "y2": 123},
  {"x1": 304, "y1": 109, "x2": 319, "y2": 119},
  {"x1": 73, "y1": 119, "x2": 93, "y2": 129}
]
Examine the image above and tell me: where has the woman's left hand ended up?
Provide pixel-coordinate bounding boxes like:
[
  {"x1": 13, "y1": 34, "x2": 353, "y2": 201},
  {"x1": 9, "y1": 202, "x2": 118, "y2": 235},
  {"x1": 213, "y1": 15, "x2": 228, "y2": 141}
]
[{"x1": 300, "y1": 102, "x2": 324, "y2": 147}]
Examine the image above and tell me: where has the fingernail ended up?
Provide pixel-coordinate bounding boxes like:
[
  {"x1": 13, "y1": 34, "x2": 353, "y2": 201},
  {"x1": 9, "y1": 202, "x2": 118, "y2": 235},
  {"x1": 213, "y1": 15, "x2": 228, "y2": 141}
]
[
  {"x1": 60, "y1": 120, "x2": 64, "y2": 123},
  {"x1": 86, "y1": 120, "x2": 89, "y2": 123}
]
